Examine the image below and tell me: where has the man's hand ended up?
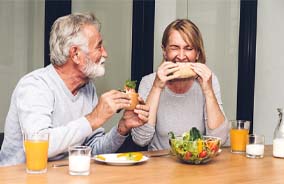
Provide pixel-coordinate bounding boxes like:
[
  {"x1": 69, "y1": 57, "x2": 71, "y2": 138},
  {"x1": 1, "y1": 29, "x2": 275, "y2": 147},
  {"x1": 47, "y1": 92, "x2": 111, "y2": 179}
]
[
  {"x1": 86, "y1": 90, "x2": 131, "y2": 130},
  {"x1": 117, "y1": 97, "x2": 150, "y2": 135}
]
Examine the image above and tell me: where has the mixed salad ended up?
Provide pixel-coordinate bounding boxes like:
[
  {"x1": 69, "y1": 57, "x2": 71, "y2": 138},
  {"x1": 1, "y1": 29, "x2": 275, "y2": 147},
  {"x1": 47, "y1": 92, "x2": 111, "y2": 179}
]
[{"x1": 169, "y1": 127, "x2": 221, "y2": 164}]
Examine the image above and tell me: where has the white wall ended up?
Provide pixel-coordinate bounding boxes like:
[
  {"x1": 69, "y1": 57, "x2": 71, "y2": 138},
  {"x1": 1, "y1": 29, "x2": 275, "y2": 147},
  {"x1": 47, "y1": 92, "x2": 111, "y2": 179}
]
[
  {"x1": 254, "y1": 0, "x2": 284, "y2": 144},
  {"x1": 0, "y1": 0, "x2": 44, "y2": 132}
]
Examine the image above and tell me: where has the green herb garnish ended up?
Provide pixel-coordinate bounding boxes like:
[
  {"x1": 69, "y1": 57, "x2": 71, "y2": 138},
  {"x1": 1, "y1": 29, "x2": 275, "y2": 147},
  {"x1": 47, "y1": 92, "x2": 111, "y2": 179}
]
[{"x1": 125, "y1": 80, "x2": 137, "y2": 89}]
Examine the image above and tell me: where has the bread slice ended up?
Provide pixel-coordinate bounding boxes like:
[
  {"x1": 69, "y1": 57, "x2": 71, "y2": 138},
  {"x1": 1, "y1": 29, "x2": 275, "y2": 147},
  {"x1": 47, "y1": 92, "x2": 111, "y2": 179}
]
[
  {"x1": 174, "y1": 62, "x2": 197, "y2": 79},
  {"x1": 125, "y1": 91, "x2": 139, "y2": 110}
]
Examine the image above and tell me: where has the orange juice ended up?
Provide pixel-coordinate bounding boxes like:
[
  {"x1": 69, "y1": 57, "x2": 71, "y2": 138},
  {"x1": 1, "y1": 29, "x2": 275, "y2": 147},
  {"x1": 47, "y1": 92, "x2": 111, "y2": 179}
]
[
  {"x1": 24, "y1": 140, "x2": 49, "y2": 171},
  {"x1": 230, "y1": 129, "x2": 249, "y2": 152}
]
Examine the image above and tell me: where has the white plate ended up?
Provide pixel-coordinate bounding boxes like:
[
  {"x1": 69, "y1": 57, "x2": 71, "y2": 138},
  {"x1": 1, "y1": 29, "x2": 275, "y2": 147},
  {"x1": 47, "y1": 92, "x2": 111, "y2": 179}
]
[{"x1": 93, "y1": 153, "x2": 149, "y2": 166}]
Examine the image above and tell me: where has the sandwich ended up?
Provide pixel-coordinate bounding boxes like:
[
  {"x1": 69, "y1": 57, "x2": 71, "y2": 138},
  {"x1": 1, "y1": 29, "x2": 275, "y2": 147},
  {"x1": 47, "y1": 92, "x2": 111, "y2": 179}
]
[
  {"x1": 123, "y1": 80, "x2": 139, "y2": 110},
  {"x1": 173, "y1": 62, "x2": 197, "y2": 79}
]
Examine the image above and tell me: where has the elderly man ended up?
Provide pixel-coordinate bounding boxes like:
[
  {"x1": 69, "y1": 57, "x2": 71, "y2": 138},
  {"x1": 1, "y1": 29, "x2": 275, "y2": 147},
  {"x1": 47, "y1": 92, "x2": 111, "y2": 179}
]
[{"x1": 0, "y1": 13, "x2": 149, "y2": 166}]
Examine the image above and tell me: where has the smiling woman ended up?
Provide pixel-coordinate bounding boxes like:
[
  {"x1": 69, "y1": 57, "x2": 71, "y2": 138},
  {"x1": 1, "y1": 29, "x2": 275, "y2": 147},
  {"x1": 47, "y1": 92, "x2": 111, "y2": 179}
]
[{"x1": 154, "y1": 0, "x2": 240, "y2": 126}]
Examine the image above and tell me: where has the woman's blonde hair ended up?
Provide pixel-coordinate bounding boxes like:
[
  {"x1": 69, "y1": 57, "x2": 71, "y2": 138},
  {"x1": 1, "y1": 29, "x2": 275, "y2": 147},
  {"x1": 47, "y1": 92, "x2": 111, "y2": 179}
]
[{"x1": 162, "y1": 19, "x2": 206, "y2": 64}]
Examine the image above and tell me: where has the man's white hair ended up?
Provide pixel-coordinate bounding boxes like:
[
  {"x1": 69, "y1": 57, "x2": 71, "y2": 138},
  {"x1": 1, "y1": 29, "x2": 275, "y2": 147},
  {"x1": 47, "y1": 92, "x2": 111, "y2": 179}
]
[{"x1": 49, "y1": 13, "x2": 101, "y2": 66}]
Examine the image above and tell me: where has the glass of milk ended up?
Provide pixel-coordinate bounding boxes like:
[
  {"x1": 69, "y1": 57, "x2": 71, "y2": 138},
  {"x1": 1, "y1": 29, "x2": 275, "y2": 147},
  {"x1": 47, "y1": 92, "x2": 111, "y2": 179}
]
[
  {"x1": 246, "y1": 134, "x2": 265, "y2": 159},
  {"x1": 68, "y1": 146, "x2": 91, "y2": 175}
]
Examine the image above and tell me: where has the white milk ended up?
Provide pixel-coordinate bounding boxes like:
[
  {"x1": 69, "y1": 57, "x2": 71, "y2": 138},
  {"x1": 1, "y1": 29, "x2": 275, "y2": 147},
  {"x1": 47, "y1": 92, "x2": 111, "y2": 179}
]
[
  {"x1": 273, "y1": 138, "x2": 284, "y2": 158},
  {"x1": 246, "y1": 144, "x2": 264, "y2": 156},
  {"x1": 69, "y1": 155, "x2": 91, "y2": 175}
]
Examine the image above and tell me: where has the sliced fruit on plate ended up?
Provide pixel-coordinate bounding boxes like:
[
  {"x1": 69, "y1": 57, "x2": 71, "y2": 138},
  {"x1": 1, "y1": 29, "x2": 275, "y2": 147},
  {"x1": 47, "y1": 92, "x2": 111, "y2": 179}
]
[
  {"x1": 95, "y1": 155, "x2": 106, "y2": 161},
  {"x1": 117, "y1": 152, "x2": 143, "y2": 161}
]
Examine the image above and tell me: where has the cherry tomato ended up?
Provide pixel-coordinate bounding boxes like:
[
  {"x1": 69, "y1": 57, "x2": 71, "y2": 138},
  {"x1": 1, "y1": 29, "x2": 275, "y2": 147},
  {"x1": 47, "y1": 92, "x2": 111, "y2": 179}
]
[
  {"x1": 184, "y1": 152, "x2": 192, "y2": 160},
  {"x1": 199, "y1": 150, "x2": 207, "y2": 158},
  {"x1": 210, "y1": 144, "x2": 219, "y2": 153}
]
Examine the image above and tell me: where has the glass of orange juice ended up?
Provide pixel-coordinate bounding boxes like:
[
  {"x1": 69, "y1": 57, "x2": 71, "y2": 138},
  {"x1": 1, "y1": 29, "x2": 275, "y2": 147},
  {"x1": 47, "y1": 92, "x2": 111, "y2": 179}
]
[
  {"x1": 230, "y1": 120, "x2": 250, "y2": 153},
  {"x1": 24, "y1": 132, "x2": 49, "y2": 174}
]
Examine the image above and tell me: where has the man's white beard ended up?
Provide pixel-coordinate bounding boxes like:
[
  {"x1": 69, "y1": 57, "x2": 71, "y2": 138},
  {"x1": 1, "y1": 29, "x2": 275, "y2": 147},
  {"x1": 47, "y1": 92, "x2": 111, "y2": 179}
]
[{"x1": 82, "y1": 57, "x2": 106, "y2": 80}]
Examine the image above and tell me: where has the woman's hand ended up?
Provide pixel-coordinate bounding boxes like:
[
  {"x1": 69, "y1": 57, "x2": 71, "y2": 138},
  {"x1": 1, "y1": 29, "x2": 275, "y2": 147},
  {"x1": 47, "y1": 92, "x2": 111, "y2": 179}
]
[
  {"x1": 118, "y1": 97, "x2": 150, "y2": 135},
  {"x1": 153, "y1": 61, "x2": 179, "y2": 89},
  {"x1": 190, "y1": 63, "x2": 213, "y2": 95},
  {"x1": 190, "y1": 63, "x2": 225, "y2": 130}
]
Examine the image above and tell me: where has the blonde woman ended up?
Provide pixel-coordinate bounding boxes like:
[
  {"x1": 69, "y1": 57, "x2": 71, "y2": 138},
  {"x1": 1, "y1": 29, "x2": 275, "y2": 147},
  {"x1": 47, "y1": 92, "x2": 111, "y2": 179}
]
[{"x1": 131, "y1": 19, "x2": 229, "y2": 150}]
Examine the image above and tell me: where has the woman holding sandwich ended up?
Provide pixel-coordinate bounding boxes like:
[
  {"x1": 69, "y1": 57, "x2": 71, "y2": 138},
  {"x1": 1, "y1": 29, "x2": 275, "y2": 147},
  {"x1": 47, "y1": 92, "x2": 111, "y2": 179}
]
[{"x1": 131, "y1": 19, "x2": 229, "y2": 150}]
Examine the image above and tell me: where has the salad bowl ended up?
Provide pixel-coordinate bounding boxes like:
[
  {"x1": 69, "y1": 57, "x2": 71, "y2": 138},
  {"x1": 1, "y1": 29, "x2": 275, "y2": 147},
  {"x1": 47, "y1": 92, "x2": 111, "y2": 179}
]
[{"x1": 169, "y1": 129, "x2": 222, "y2": 164}]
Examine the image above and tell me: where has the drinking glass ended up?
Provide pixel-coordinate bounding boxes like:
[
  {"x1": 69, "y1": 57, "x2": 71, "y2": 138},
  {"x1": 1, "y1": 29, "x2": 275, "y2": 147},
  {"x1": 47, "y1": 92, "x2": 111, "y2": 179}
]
[
  {"x1": 69, "y1": 146, "x2": 91, "y2": 176},
  {"x1": 246, "y1": 134, "x2": 265, "y2": 158},
  {"x1": 24, "y1": 132, "x2": 49, "y2": 174},
  {"x1": 230, "y1": 120, "x2": 250, "y2": 153}
]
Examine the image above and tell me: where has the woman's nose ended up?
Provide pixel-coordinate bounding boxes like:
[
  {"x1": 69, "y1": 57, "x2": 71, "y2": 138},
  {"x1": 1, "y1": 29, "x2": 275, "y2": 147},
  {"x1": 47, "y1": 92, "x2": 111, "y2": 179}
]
[{"x1": 176, "y1": 49, "x2": 187, "y2": 61}]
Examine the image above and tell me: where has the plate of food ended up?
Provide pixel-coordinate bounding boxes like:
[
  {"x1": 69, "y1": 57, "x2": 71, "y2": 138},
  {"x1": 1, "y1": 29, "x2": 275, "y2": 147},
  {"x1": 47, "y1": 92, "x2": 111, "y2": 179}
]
[{"x1": 93, "y1": 152, "x2": 149, "y2": 166}]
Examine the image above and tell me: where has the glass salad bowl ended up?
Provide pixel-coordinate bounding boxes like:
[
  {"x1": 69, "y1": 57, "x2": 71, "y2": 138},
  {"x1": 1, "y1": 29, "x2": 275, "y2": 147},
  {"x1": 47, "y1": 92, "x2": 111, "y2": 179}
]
[{"x1": 169, "y1": 135, "x2": 222, "y2": 164}]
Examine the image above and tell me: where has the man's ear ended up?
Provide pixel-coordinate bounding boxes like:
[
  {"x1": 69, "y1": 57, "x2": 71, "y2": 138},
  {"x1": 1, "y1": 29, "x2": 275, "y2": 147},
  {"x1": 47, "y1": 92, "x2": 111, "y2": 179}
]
[{"x1": 69, "y1": 46, "x2": 80, "y2": 64}]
